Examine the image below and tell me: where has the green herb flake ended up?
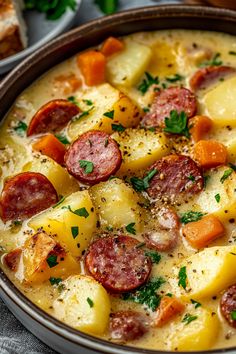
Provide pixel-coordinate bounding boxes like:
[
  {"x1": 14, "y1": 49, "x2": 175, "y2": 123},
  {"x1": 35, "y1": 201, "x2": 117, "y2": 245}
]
[
  {"x1": 231, "y1": 310, "x2": 236, "y2": 320},
  {"x1": 229, "y1": 163, "x2": 236, "y2": 171},
  {"x1": 106, "y1": 226, "x2": 114, "y2": 232},
  {"x1": 180, "y1": 211, "x2": 206, "y2": 224},
  {"x1": 79, "y1": 160, "x2": 94, "y2": 174},
  {"x1": 166, "y1": 293, "x2": 173, "y2": 297},
  {"x1": 165, "y1": 74, "x2": 184, "y2": 83},
  {"x1": 178, "y1": 266, "x2": 187, "y2": 290},
  {"x1": 24, "y1": 0, "x2": 77, "y2": 20},
  {"x1": 87, "y1": 297, "x2": 94, "y2": 308},
  {"x1": 62, "y1": 205, "x2": 89, "y2": 218},
  {"x1": 111, "y1": 123, "x2": 125, "y2": 132},
  {"x1": 164, "y1": 110, "x2": 190, "y2": 138},
  {"x1": 125, "y1": 222, "x2": 136, "y2": 235},
  {"x1": 200, "y1": 52, "x2": 223, "y2": 67},
  {"x1": 53, "y1": 196, "x2": 65, "y2": 209},
  {"x1": 12, "y1": 220, "x2": 22, "y2": 226},
  {"x1": 55, "y1": 133, "x2": 70, "y2": 145},
  {"x1": 182, "y1": 313, "x2": 198, "y2": 325},
  {"x1": 190, "y1": 299, "x2": 201, "y2": 309},
  {"x1": 47, "y1": 255, "x2": 58, "y2": 268},
  {"x1": 103, "y1": 110, "x2": 114, "y2": 119},
  {"x1": 72, "y1": 106, "x2": 94, "y2": 122},
  {"x1": 145, "y1": 251, "x2": 161, "y2": 264},
  {"x1": 188, "y1": 175, "x2": 195, "y2": 182},
  {"x1": 130, "y1": 168, "x2": 157, "y2": 192},
  {"x1": 220, "y1": 169, "x2": 233, "y2": 183},
  {"x1": 143, "y1": 107, "x2": 150, "y2": 113},
  {"x1": 138, "y1": 72, "x2": 159, "y2": 95},
  {"x1": 94, "y1": 0, "x2": 118, "y2": 14},
  {"x1": 83, "y1": 99, "x2": 93, "y2": 106},
  {"x1": 203, "y1": 175, "x2": 210, "y2": 189},
  {"x1": 67, "y1": 96, "x2": 79, "y2": 106},
  {"x1": 71, "y1": 226, "x2": 79, "y2": 239},
  {"x1": 13, "y1": 121, "x2": 28, "y2": 137},
  {"x1": 49, "y1": 277, "x2": 62, "y2": 286},
  {"x1": 215, "y1": 193, "x2": 221, "y2": 203}
]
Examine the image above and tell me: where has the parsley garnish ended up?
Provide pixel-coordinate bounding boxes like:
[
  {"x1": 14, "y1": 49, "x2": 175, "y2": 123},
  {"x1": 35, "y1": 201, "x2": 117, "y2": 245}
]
[
  {"x1": 220, "y1": 169, "x2": 233, "y2": 183},
  {"x1": 229, "y1": 163, "x2": 236, "y2": 171},
  {"x1": 143, "y1": 107, "x2": 150, "y2": 113},
  {"x1": 67, "y1": 96, "x2": 79, "y2": 106},
  {"x1": 231, "y1": 310, "x2": 236, "y2": 320},
  {"x1": 123, "y1": 277, "x2": 165, "y2": 311},
  {"x1": 62, "y1": 205, "x2": 89, "y2": 218},
  {"x1": 203, "y1": 175, "x2": 210, "y2": 189},
  {"x1": 49, "y1": 277, "x2": 62, "y2": 285},
  {"x1": 182, "y1": 313, "x2": 198, "y2": 325},
  {"x1": 145, "y1": 251, "x2": 161, "y2": 264},
  {"x1": 87, "y1": 297, "x2": 94, "y2": 307},
  {"x1": 130, "y1": 169, "x2": 157, "y2": 192},
  {"x1": 180, "y1": 211, "x2": 206, "y2": 224},
  {"x1": 13, "y1": 121, "x2": 28, "y2": 137},
  {"x1": 71, "y1": 226, "x2": 79, "y2": 239},
  {"x1": 201, "y1": 52, "x2": 223, "y2": 67},
  {"x1": 55, "y1": 133, "x2": 70, "y2": 145},
  {"x1": 111, "y1": 123, "x2": 125, "y2": 132},
  {"x1": 165, "y1": 74, "x2": 184, "y2": 83},
  {"x1": 138, "y1": 72, "x2": 159, "y2": 95},
  {"x1": 191, "y1": 299, "x2": 201, "y2": 309},
  {"x1": 229, "y1": 51, "x2": 236, "y2": 56},
  {"x1": 103, "y1": 110, "x2": 114, "y2": 119},
  {"x1": 83, "y1": 99, "x2": 93, "y2": 106},
  {"x1": 215, "y1": 193, "x2": 221, "y2": 203},
  {"x1": 178, "y1": 266, "x2": 187, "y2": 290},
  {"x1": 24, "y1": 0, "x2": 77, "y2": 20},
  {"x1": 47, "y1": 255, "x2": 58, "y2": 268},
  {"x1": 79, "y1": 160, "x2": 94, "y2": 174},
  {"x1": 125, "y1": 222, "x2": 136, "y2": 235},
  {"x1": 12, "y1": 220, "x2": 22, "y2": 227},
  {"x1": 164, "y1": 110, "x2": 190, "y2": 138},
  {"x1": 73, "y1": 106, "x2": 94, "y2": 122},
  {"x1": 53, "y1": 196, "x2": 65, "y2": 209},
  {"x1": 94, "y1": 0, "x2": 118, "y2": 14},
  {"x1": 166, "y1": 293, "x2": 173, "y2": 297},
  {"x1": 188, "y1": 175, "x2": 195, "y2": 182}
]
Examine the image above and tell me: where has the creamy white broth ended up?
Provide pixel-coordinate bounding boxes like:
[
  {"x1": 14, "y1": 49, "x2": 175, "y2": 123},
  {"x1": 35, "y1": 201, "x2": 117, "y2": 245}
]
[{"x1": 1, "y1": 29, "x2": 236, "y2": 351}]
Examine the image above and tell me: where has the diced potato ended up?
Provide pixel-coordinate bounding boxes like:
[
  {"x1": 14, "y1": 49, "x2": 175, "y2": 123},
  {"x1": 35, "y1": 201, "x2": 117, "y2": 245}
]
[
  {"x1": 89, "y1": 178, "x2": 142, "y2": 232},
  {"x1": 22, "y1": 231, "x2": 79, "y2": 284},
  {"x1": 112, "y1": 128, "x2": 170, "y2": 173},
  {"x1": 169, "y1": 307, "x2": 219, "y2": 351},
  {"x1": 53, "y1": 275, "x2": 111, "y2": 335},
  {"x1": 196, "y1": 166, "x2": 236, "y2": 222},
  {"x1": 149, "y1": 41, "x2": 179, "y2": 78},
  {"x1": 212, "y1": 127, "x2": 236, "y2": 162},
  {"x1": 203, "y1": 76, "x2": 236, "y2": 127},
  {"x1": 67, "y1": 83, "x2": 142, "y2": 140},
  {"x1": 171, "y1": 246, "x2": 236, "y2": 300},
  {"x1": 29, "y1": 191, "x2": 97, "y2": 258},
  {"x1": 23, "y1": 155, "x2": 79, "y2": 197},
  {"x1": 106, "y1": 39, "x2": 152, "y2": 88}
]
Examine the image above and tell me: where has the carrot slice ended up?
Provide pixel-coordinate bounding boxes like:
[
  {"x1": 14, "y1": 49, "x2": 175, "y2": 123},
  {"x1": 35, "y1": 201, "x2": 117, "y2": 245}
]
[
  {"x1": 101, "y1": 36, "x2": 124, "y2": 57},
  {"x1": 189, "y1": 115, "x2": 213, "y2": 142},
  {"x1": 33, "y1": 134, "x2": 66, "y2": 165},
  {"x1": 154, "y1": 296, "x2": 185, "y2": 327},
  {"x1": 182, "y1": 214, "x2": 225, "y2": 249},
  {"x1": 77, "y1": 50, "x2": 106, "y2": 86},
  {"x1": 193, "y1": 140, "x2": 227, "y2": 168}
]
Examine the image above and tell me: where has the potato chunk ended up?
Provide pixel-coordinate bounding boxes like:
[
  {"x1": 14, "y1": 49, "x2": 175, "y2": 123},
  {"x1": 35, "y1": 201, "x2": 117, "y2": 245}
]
[
  {"x1": 53, "y1": 275, "x2": 111, "y2": 335},
  {"x1": 203, "y1": 76, "x2": 236, "y2": 126},
  {"x1": 172, "y1": 246, "x2": 236, "y2": 300},
  {"x1": 196, "y1": 166, "x2": 236, "y2": 222},
  {"x1": 67, "y1": 83, "x2": 142, "y2": 140},
  {"x1": 89, "y1": 178, "x2": 142, "y2": 232},
  {"x1": 112, "y1": 129, "x2": 170, "y2": 173},
  {"x1": 169, "y1": 307, "x2": 219, "y2": 351},
  {"x1": 106, "y1": 39, "x2": 152, "y2": 88},
  {"x1": 29, "y1": 191, "x2": 97, "y2": 258}
]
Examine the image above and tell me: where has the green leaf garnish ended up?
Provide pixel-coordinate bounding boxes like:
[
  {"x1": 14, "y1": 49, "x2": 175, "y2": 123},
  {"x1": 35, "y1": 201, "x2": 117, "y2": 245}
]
[
  {"x1": 87, "y1": 297, "x2": 94, "y2": 307},
  {"x1": 111, "y1": 123, "x2": 125, "y2": 132},
  {"x1": 94, "y1": 0, "x2": 119, "y2": 14},
  {"x1": 125, "y1": 222, "x2": 136, "y2": 235},
  {"x1": 164, "y1": 110, "x2": 190, "y2": 138},
  {"x1": 178, "y1": 266, "x2": 187, "y2": 290},
  {"x1": 145, "y1": 251, "x2": 161, "y2": 264},
  {"x1": 72, "y1": 107, "x2": 94, "y2": 122},
  {"x1": 231, "y1": 310, "x2": 236, "y2": 320},
  {"x1": 55, "y1": 133, "x2": 70, "y2": 145},
  {"x1": 215, "y1": 193, "x2": 220, "y2": 203},
  {"x1": 200, "y1": 52, "x2": 223, "y2": 67},
  {"x1": 180, "y1": 211, "x2": 206, "y2": 224},
  {"x1": 130, "y1": 169, "x2": 157, "y2": 192},
  {"x1": 182, "y1": 313, "x2": 198, "y2": 325},
  {"x1": 71, "y1": 226, "x2": 79, "y2": 239},
  {"x1": 62, "y1": 205, "x2": 89, "y2": 218},
  {"x1": 79, "y1": 160, "x2": 94, "y2": 174},
  {"x1": 13, "y1": 121, "x2": 28, "y2": 137},
  {"x1": 25, "y1": 0, "x2": 77, "y2": 20},
  {"x1": 103, "y1": 110, "x2": 114, "y2": 119},
  {"x1": 220, "y1": 169, "x2": 233, "y2": 183},
  {"x1": 190, "y1": 299, "x2": 201, "y2": 309},
  {"x1": 49, "y1": 277, "x2": 62, "y2": 285},
  {"x1": 47, "y1": 255, "x2": 58, "y2": 268},
  {"x1": 67, "y1": 96, "x2": 79, "y2": 106},
  {"x1": 83, "y1": 99, "x2": 93, "y2": 106},
  {"x1": 165, "y1": 74, "x2": 184, "y2": 83},
  {"x1": 138, "y1": 72, "x2": 159, "y2": 95},
  {"x1": 52, "y1": 196, "x2": 65, "y2": 209}
]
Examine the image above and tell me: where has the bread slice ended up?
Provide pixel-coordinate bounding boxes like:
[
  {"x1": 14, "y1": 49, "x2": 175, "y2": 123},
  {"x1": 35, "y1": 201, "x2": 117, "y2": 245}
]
[{"x1": 0, "y1": 0, "x2": 27, "y2": 60}]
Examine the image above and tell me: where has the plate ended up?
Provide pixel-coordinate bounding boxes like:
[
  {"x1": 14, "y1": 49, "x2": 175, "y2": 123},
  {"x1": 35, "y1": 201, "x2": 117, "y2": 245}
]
[{"x1": 0, "y1": 0, "x2": 81, "y2": 74}]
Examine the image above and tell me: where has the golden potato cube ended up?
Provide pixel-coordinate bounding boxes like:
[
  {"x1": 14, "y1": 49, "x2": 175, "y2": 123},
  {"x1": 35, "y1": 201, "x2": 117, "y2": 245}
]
[
  {"x1": 29, "y1": 191, "x2": 97, "y2": 258},
  {"x1": 89, "y1": 178, "x2": 142, "y2": 232},
  {"x1": 53, "y1": 275, "x2": 111, "y2": 335},
  {"x1": 106, "y1": 39, "x2": 152, "y2": 88},
  {"x1": 112, "y1": 128, "x2": 170, "y2": 173},
  {"x1": 23, "y1": 231, "x2": 79, "y2": 284},
  {"x1": 169, "y1": 307, "x2": 219, "y2": 351},
  {"x1": 149, "y1": 41, "x2": 179, "y2": 78}
]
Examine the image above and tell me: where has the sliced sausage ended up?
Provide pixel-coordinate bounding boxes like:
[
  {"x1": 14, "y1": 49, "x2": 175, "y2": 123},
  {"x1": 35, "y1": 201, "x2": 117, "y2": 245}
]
[
  {"x1": 4, "y1": 249, "x2": 22, "y2": 272},
  {"x1": 0, "y1": 172, "x2": 58, "y2": 223},
  {"x1": 190, "y1": 66, "x2": 236, "y2": 92},
  {"x1": 27, "y1": 99, "x2": 80, "y2": 136},
  {"x1": 220, "y1": 284, "x2": 236, "y2": 328},
  {"x1": 144, "y1": 206, "x2": 180, "y2": 252},
  {"x1": 109, "y1": 311, "x2": 148, "y2": 342},
  {"x1": 141, "y1": 87, "x2": 197, "y2": 128},
  {"x1": 85, "y1": 235, "x2": 152, "y2": 292},
  {"x1": 146, "y1": 154, "x2": 204, "y2": 203},
  {"x1": 65, "y1": 130, "x2": 122, "y2": 184}
]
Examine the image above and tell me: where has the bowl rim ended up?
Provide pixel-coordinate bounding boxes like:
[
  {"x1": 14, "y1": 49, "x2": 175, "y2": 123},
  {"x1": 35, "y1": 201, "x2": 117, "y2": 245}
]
[{"x1": 1, "y1": 4, "x2": 236, "y2": 354}]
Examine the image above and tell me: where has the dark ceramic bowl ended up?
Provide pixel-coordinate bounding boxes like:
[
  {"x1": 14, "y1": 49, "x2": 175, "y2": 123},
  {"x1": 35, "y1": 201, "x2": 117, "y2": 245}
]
[{"x1": 1, "y1": 5, "x2": 236, "y2": 354}]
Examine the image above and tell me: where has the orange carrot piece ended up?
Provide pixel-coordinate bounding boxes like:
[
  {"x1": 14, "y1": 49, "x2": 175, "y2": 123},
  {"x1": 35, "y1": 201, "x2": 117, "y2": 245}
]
[
  {"x1": 154, "y1": 296, "x2": 185, "y2": 327},
  {"x1": 193, "y1": 140, "x2": 227, "y2": 168},
  {"x1": 33, "y1": 134, "x2": 66, "y2": 165},
  {"x1": 189, "y1": 115, "x2": 213, "y2": 142},
  {"x1": 77, "y1": 50, "x2": 106, "y2": 86},
  {"x1": 101, "y1": 36, "x2": 124, "y2": 57},
  {"x1": 182, "y1": 214, "x2": 225, "y2": 249}
]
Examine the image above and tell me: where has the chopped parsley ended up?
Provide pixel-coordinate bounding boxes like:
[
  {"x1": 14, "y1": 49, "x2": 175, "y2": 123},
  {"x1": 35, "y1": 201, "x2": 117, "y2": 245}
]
[
  {"x1": 145, "y1": 251, "x2": 161, "y2": 264},
  {"x1": 220, "y1": 169, "x2": 233, "y2": 183},
  {"x1": 83, "y1": 99, "x2": 93, "y2": 106},
  {"x1": 138, "y1": 72, "x2": 159, "y2": 95},
  {"x1": 191, "y1": 299, "x2": 201, "y2": 309},
  {"x1": 67, "y1": 96, "x2": 79, "y2": 106},
  {"x1": 165, "y1": 74, "x2": 184, "y2": 83},
  {"x1": 24, "y1": 0, "x2": 77, "y2": 20},
  {"x1": 182, "y1": 313, "x2": 198, "y2": 325},
  {"x1": 13, "y1": 121, "x2": 28, "y2": 137},
  {"x1": 111, "y1": 123, "x2": 125, "y2": 132},
  {"x1": 123, "y1": 277, "x2": 165, "y2": 311},
  {"x1": 47, "y1": 255, "x2": 58, "y2": 268},
  {"x1": 79, "y1": 160, "x2": 94, "y2": 174},
  {"x1": 203, "y1": 175, "x2": 210, "y2": 189},
  {"x1": 231, "y1": 310, "x2": 236, "y2": 320},
  {"x1": 12, "y1": 220, "x2": 22, "y2": 227},
  {"x1": 62, "y1": 205, "x2": 89, "y2": 218},
  {"x1": 49, "y1": 277, "x2": 62, "y2": 286},
  {"x1": 87, "y1": 297, "x2": 94, "y2": 308},
  {"x1": 188, "y1": 175, "x2": 195, "y2": 182},
  {"x1": 178, "y1": 266, "x2": 187, "y2": 290},
  {"x1": 130, "y1": 169, "x2": 157, "y2": 192},
  {"x1": 53, "y1": 196, "x2": 65, "y2": 209},
  {"x1": 55, "y1": 133, "x2": 70, "y2": 145},
  {"x1": 180, "y1": 211, "x2": 206, "y2": 224},
  {"x1": 164, "y1": 110, "x2": 190, "y2": 138},
  {"x1": 73, "y1": 106, "x2": 94, "y2": 122},
  {"x1": 125, "y1": 222, "x2": 136, "y2": 235},
  {"x1": 229, "y1": 163, "x2": 236, "y2": 171},
  {"x1": 94, "y1": 0, "x2": 118, "y2": 14},
  {"x1": 201, "y1": 52, "x2": 223, "y2": 67},
  {"x1": 106, "y1": 226, "x2": 114, "y2": 232},
  {"x1": 229, "y1": 51, "x2": 236, "y2": 56},
  {"x1": 103, "y1": 110, "x2": 114, "y2": 119},
  {"x1": 143, "y1": 107, "x2": 150, "y2": 113},
  {"x1": 71, "y1": 226, "x2": 79, "y2": 239},
  {"x1": 215, "y1": 193, "x2": 221, "y2": 203}
]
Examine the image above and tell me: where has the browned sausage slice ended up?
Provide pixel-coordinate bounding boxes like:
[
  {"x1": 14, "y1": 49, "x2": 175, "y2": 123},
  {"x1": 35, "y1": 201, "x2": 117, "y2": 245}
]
[
  {"x1": 27, "y1": 99, "x2": 80, "y2": 136},
  {"x1": 0, "y1": 172, "x2": 58, "y2": 223},
  {"x1": 220, "y1": 284, "x2": 236, "y2": 328},
  {"x1": 146, "y1": 155, "x2": 203, "y2": 203},
  {"x1": 65, "y1": 130, "x2": 122, "y2": 184},
  {"x1": 144, "y1": 206, "x2": 180, "y2": 252},
  {"x1": 109, "y1": 311, "x2": 148, "y2": 342},
  {"x1": 85, "y1": 235, "x2": 152, "y2": 292},
  {"x1": 190, "y1": 66, "x2": 236, "y2": 92},
  {"x1": 141, "y1": 87, "x2": 197, "y2": 128},
  {"x1": 4, "y1": 249, "x2": 22, "y2": 272}
]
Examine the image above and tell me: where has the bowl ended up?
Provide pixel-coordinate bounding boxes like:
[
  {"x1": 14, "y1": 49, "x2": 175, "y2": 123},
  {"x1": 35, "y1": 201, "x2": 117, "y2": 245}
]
[{"x1": 1, "y1": 5, "x2": 236, "y2": 354}]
